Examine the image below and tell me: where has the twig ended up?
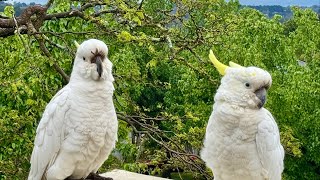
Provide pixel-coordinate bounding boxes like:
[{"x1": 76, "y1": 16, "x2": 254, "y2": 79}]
[
  {"x1": 116, "y1": 112, "x2": 212, "y2": 179},
  {"x1": 27, "y1": 22, "x2": 70, "y2": 82},
  {"x1": 46, "y1": 0, "x2": 54, "y2": 8},
  {"x1": 42, "y1": 34, "x2": 66, "y2": 49},
  {"x1": 174, "y1": 56, "x2": 217, "y2": 85},
  {"x1": 137, "y1": 0, "x2": 144, "y2": 10},
  {"x1": 13, "y1": 14, "x2": 30, "y2": 55},
  {"x1": 94, "y1": 8, "x2": 123, "y2": 17}
]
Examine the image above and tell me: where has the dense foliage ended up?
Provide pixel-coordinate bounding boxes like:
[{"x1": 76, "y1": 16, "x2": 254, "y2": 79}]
[
  {"x1": 245, "y1": 5, "x2": 320, "y2": 20},
  {"x1": 0, "y1": 0, "x2": 319, "y2": 179}
]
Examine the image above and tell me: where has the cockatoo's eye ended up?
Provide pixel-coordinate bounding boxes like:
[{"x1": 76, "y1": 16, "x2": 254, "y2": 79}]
[
  {"x1": 83, "y1": 57, "x2": 86, "y2": 61},
  {"x1": 245, "y1": 82, "x2": 250, "y2": 88}
]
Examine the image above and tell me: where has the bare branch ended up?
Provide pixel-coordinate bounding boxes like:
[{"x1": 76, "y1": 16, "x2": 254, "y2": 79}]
[
  {"x1": 0, "y1": 1, "x2": 108, "y2": 37},
  {"x1": 0, "y1": 5, "x2": 47, "y2": 28},
  {"x1": 46, "y1": 0, "x2": 55, "y2": 8},
  {"x1": 13, "y1": 15, "x2": 31, "y2": 55},
  {"x1": 94, "y1": 8, "x2": 123, "y2": 17},
  {"x1": 0, "y1": 14, "x2": 9, "y2": 19},
  {"x1": 116, "y1": 112, "x2": 213, "y2": 179},
  {"x1": 0, "y1": 27, "x2": 19, "y2": 37},
  {"x1": 27, "y1": 22, "x2": 70, "y2": 82},
  {"x1": 44, "y1": 10, "x2": 83, "y2": 20}
]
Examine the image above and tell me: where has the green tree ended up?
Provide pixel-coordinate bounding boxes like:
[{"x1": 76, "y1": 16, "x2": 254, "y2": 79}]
[{"x1": 0, "y1": 1, "x2": 319, "y2": 180}]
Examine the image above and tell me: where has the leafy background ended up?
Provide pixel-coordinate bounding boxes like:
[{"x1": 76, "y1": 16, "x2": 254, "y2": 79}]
[{"x1": 0, "y1": 0, "x2": 319, "y2": 179}]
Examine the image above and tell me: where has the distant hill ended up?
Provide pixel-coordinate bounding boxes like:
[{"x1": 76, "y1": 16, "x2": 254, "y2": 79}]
[
  {"x1": 0, "y1": 2, "x2": 319, "y2": 21},
  {"x1": 243, "y1": 5, "x2": 320, "y2": 21},
  {"x1": 0, "y1": 1, "x2": 39, "y2": 16}
]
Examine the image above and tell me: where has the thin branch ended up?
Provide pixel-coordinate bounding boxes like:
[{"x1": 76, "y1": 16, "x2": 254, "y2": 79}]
[
  {"x1": 13, "y1": 15, "x2": 30, "y2": 55},
  {"x1": 46, "y1": 0, "x2": 55, "y2": 8},
  {"x1": 116, "y1": 112, "x2": 212, "y2": 179},
  {"x1": 186, "y1": 47, "x2": 204, "y2": 63},
  {"x1": 43, "y1": 33, "x2": 74, "y2": 55},
  {"x1": 31, "y1": 30, "x2": 118, "y2": 36},
  {"x1": 94, "y1": 8, "x2": 123, "y2": 17},
  {"x1": 137, "y1": 0, "x2": 144, "y2": 10},
  {"x1": 43, "y1": 34, "x2": 66, "y2": 49},
  {"x1": 0, "y1": 14, "x2": 9, "y2": 19},
  {"x1": 173, "y1": 56, "x2": 217, "y2": 85},
  {"x1": 44, "y1": 10, "x2": 83, "y2": 20},
  {"x1": 27, "y1": 22, "x2": 70, "y2": 82}
]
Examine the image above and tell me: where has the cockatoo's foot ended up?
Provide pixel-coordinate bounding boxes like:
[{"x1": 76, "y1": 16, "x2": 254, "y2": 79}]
[{"x1": 85, "y1": 172, "x2": 113, "y2": 180}]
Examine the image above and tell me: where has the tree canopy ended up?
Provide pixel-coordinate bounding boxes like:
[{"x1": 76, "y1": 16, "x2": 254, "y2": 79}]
[{"x1": 0, "y1": 0, "x2": 319, "y2": 179}]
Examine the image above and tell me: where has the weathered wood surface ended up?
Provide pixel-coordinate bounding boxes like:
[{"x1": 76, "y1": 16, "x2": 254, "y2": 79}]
[{"x1": 101, "y1": 169, "x2": 171, "y2": 180}]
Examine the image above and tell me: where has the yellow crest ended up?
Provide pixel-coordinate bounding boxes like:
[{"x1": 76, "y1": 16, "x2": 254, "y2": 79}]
[
  {"x1": 229, "y1": 61, "x2": 243, "y2": 68},
  {"x1": 74, "y1": 40, "x2": 80, "y2": 48},
  {"x1": 209, "y1": 50, "x2": 252, "y2": 76},
  {"x1": 209, "y1": 50, "x2": 228, "y2": 75}
]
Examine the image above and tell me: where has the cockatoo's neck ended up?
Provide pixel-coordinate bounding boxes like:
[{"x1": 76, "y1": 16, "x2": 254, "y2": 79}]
[{"x1": 69, "y1": 73, "x2": 114, "y2": 94}]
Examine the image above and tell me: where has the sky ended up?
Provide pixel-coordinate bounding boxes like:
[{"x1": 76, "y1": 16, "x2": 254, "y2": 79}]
[
  {"x1": 5, "y1": 0, "x2": 320, "y2": 6},
  {"x1": 6, "y1": 0, "x2": 47, "y2": 4},
  {"x1": 238, "y1": 0, "x2": 319, "y2": 6}
]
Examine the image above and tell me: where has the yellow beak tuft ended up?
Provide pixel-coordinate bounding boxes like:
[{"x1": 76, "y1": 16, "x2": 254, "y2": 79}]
[
  {"x1": 74, "y1": 40, "x2": 80, "y2": 48},
  {"x1": 209, "y1": 50, "x2": 228, "y2": 75},
  {"x1": 229, "y1": 61, "x2": 243, "y2": 68}
]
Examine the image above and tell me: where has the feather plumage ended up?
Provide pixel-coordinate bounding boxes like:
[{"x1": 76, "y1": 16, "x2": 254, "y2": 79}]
[
  {"x1": 201, "y1": 63, "x2": 284, "y2": 180},
  {"x1": 28, "y1": 39, "x2": 117, "y2": 180}
]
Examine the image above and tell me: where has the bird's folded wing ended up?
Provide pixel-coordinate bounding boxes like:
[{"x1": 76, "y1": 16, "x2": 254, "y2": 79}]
[
  {"x1": 28, "y1": 86, "x2": 71, "y2": 180},
  {"x1": 256, "y1": 111, "x2": 284, "y2": 180}
]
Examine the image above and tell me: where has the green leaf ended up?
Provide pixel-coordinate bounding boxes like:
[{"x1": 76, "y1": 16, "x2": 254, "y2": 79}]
[
  {"x1": 136, "y1": 11, "x2": 144, "y2": 19},
  {"x1": 4, "y1": 6, "x2": 14, "y2": 18}
]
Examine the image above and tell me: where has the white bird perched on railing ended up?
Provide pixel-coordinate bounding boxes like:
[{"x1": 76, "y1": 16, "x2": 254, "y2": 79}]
[
  {"x1": 201, "y1": 50, "x2": 284, "y2": 180},
  {"x1": 28, "y1": 39, "x2": 117, "y2": 180}
]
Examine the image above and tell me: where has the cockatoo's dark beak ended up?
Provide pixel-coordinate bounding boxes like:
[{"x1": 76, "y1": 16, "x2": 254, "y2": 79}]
[
  {"x1": 255, "y1": 87, "x2": 267, "y2": 108},
  {"x1": 95, "y1": 56, "x2": 103, "y2": 77},
  {"x1": 90, "y1": 49, "x2": 105, "y2": 78}
]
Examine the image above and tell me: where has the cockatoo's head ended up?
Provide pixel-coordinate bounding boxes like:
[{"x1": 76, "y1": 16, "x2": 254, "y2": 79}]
[
  {"x1": 72, "y1": 39, "x2": 114, "y2": 82},
  {"x1": 209, "y1": 50, "x2": 272, "y2": 109}
]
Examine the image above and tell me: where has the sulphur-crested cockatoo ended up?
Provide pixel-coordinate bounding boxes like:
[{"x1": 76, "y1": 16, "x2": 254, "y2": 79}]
[
  {"x1": 28, "y1": 39, "x2": 117, "y2": 180},
  {"x1": 201, "y1": 50, "x2": 284, "y2": 180}
]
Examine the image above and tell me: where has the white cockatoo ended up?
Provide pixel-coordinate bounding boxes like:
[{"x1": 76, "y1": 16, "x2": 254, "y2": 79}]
[
  {"x1": 28, "y1": 39, "x2": 117, "y2": 180},
  {"x1": 201, "y1": 50, "x2": 284, "y2": 180}
]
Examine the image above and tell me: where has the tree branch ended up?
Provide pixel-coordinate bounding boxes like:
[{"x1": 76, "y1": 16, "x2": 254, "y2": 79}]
[
  {"x1": 0, "y1": 5, "x2": 47, "y2": 28},
  {"x1": 27, "y1": 22, "x2": 70, "y2": 82},
  {"x1": 0, "y1": 1, "x2": 109, "y2": 37},
  {"x1": 44, "y1": 10, "x2": 83, "y2": 20},
  {"x1": 116, "y1": 112, "x2": 212, "y2": 179},
  {"x1": 93, "y1": 8, "x2": 123, "y2": 17},
  {"x1": 46, "y1": 0, "x2": 55, "y2": 8}
]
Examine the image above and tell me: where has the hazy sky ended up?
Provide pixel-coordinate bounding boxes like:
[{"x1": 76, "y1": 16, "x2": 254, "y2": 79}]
[
  {"x1": 6, "y1": 0, "x2": 47, "y2": 4},
  {"x1": 239, "y1": 0, "x2": 319, "y2": 6},
  {"x1": 5, "y1": 0, "x2": 320, "y2": 6}
]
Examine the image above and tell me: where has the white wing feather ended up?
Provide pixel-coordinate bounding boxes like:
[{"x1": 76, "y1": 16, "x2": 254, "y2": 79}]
[
  {"x1": 28, "y1": 86, "x2": 71, "y2": 180},
  {"x1": 256, "y1": 110, "x2": 284, "y2": 180}
]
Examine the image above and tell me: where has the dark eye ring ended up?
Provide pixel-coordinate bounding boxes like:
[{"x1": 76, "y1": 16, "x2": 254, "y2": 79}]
[
  {"x1": 245, "y1": 82, "x2": 250, "y2": 88},
  {"x1": 83, "y1": 57, "x2": 86, "y2": 61}
]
